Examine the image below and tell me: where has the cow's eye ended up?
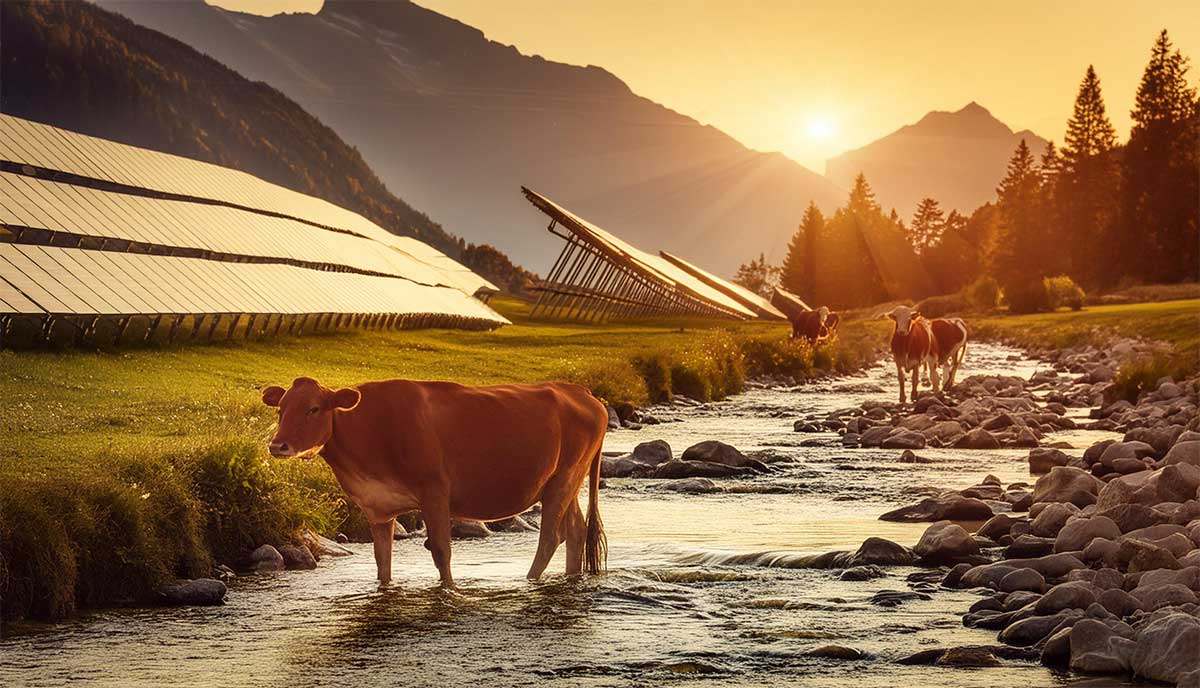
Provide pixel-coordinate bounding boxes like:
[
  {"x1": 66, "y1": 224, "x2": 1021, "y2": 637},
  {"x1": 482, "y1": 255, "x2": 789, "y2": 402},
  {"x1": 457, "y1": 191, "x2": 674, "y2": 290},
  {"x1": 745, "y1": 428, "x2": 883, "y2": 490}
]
[{"x1": 307, "y1": 406, "x2": 320, "y2": 415}]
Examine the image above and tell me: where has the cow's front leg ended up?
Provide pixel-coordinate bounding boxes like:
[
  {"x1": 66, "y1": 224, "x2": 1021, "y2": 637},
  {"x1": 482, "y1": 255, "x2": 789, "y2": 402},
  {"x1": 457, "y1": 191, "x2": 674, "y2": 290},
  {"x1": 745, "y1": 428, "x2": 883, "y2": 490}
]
[
  {"x1": 928, "y1": 358, "x2": 941, "y2": 394},
  {"x1": 371, "y1": 518, "x2": 395, "y2": 585},
  {"x1": 910, "y1": 365, "x2": 920, "y2": 399},
  {"x1": 896, "y1": 363, "x2": 907, "y2": 404},
  {"x1": 422, "y1": 500, "x2": 455, "y2": 588}
]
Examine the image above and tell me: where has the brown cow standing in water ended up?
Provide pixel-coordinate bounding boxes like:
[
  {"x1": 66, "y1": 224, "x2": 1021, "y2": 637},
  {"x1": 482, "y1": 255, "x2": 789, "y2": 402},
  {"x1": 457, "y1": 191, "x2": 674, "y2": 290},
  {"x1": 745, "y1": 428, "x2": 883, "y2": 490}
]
[
  {"x1": 929, "y1": 317, "x2": 969, "y2": 389},
  {"x1": 261, "y1": 376, "x2": 608, "y2": 587},
  {"x1": 886, "y1": 305, "x2": 938, "y2": 404}
]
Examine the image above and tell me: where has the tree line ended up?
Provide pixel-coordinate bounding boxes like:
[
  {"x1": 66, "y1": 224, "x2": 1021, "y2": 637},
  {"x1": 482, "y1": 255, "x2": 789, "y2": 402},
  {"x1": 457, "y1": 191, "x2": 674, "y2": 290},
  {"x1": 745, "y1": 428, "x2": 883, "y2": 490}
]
[{"x1": 756, "y1": 30, "x2": 1198, "y2": 312}]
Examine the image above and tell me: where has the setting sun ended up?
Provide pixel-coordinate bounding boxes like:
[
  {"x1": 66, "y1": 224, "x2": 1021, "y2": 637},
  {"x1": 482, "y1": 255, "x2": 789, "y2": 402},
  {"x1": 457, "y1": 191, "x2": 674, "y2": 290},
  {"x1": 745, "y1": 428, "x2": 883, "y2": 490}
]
[{"x1": 805, "y1": 115, "x2": 837, "y2": 141}]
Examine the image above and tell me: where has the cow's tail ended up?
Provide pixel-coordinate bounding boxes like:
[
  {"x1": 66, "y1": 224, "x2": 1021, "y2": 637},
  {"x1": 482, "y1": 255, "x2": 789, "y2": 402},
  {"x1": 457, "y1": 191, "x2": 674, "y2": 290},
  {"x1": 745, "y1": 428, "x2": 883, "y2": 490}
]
[
  {"x1": 584, "y1": 445, "x2": 607, "y2": 575},
  {"x1": 955, "y1": 320, "x2": 969, "y2": 368}
]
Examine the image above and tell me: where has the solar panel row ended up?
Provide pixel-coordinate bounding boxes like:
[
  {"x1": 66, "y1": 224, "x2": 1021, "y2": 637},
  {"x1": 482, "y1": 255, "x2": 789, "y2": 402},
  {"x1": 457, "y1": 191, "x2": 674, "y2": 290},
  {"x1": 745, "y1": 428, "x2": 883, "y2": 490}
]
[
  {"x1": 0, "y1": 114, "x2": 496, "y2": 297},
  {"x1": 0, "y1": 115, "x2": 508, "y2": 344},
  {"x1": 522, "y1": 187, "x2": 758, "y2": 321}
]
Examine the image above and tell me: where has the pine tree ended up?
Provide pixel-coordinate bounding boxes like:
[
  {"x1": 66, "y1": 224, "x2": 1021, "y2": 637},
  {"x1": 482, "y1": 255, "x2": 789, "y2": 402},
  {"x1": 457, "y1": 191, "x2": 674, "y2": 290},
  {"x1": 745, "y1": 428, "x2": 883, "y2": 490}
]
[
  {"x1": 847, "y1": 173, "x2": 880, "y2": 215},
  {"x1": 1120, "y1": 30, "x2": 1200, "y2": 283},
  {"x1": 908, "y1": 197, "x2": 945, "y2": 254},
  {"x1": 1059, "y1": 66, "x2": 1119, "y2": 286},
  {"x1": 781, "y1": 202, "x2": 823, "y2": 299},
  {"x1": 991, "y1": 139, "x2": 1047, "y2": 301},
  {"x1": 733, "y1": 253, "x2": 782, "y2": 298},
  {"x1": 1038, "y1": 140, "x2": 1067, "y2": 274}
]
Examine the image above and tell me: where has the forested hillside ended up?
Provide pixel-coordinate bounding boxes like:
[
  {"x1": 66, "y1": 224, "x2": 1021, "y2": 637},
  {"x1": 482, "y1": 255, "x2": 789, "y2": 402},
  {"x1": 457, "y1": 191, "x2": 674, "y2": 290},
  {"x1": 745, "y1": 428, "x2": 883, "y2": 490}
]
[{"x1": 0, "y1": 0, "x2": 458, "y2": 256}]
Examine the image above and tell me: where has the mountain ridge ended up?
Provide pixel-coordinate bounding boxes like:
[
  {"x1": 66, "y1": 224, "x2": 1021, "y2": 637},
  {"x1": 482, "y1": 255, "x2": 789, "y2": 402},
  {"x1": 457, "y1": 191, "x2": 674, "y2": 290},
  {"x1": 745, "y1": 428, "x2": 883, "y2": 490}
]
[
  {"x1": 826, "y1": 102, "x2": 1048, "y2": 218},
  {"x1": 98, "y1": 0, "x2": 846, "y2": 275}
]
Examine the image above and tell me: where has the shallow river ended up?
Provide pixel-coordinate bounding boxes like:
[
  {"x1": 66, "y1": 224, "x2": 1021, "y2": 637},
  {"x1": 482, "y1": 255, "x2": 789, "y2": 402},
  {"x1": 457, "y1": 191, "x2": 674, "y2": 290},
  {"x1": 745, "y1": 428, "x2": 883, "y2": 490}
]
[{"x1": 0, "y1": 344, "x2": 1133, "y2": 687}]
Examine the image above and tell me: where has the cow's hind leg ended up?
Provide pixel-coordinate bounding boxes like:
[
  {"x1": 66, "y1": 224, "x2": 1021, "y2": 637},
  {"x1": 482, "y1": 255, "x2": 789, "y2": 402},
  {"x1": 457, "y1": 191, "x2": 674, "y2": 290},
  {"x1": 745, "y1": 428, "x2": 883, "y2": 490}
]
[
  {"x1": 910, "y1": 365, "x2": 920, "y2": 400},
  {"x1": 422, "y1": 500, "x2": 455, "y2": 588},
  {"x1": 928, "y1": 356, "x2": 941, "y2": 394},
  {"x1": 896, "y1": 363, "x2": 907, "y2": 404},
  {"x1": 562, "y1": 500, "x2": 586, "y2": 575},
  {"x1": 528, "y1": 484, "x2": 571, "y2": 580},
  {"x1": 371, "y1": 518, "x2": 395, "y2": 585}
]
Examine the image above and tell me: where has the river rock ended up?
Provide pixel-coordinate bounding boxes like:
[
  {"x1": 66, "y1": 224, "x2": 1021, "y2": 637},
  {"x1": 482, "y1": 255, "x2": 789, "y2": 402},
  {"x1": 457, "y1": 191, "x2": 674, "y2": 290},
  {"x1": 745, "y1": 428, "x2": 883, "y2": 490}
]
[
  {"x1": 882, "y1": 429, "x2": 927, "y2": 449},
  {"x1": 840, "y1": 565, "x2": 887, "y2": 581},
  {"x1": 657, "y1": 477, "x2": 722, "y2": 494},
  {"x1": 682, "y1": 441, "x2": 765, "y2": 471},
  {"x1": 1000, "y1": 609, "x2": 1083, "y2": 646},
  {"x1": 279, "y1": 544, "x2": 318, "y2": 570},
  {"x1": 489, "y1": 515, "x2": 539, "y2": 532},
  {"x1": 1029, "y1": 448, "x2": 1071, "y2": 474},
  {"x1": 1120, "y1": 539, "x2": 1181, "y2": 572},
  {"x1": 843, "y1": 537, "x2": 917, "y2": 567},
  {"x1": 1095, "y1": 503, "x2": 1168, "y2": 533},
  {"x1": 954, "y1": 428, "x2": 1002, "y2": 450},
  {"x1": 652, "y1": 460, "x2": 755, "y2": 479},
  {"x1": 1136, "y1": 566, "x2": 1200, "y2": 591},
  {"x1": 157, "y1": 578, "x2": 227, "y2": 606},
  {"x1": 977, "y1": 513, "x2": 1018, "y2": 540},
  {"x1": 250, "y1": 544, "x2": 285, "y2": 572},
  {"x1": 859, "y1": 426, "x2": 894, "y2": 447},
  {"x1": 451, "y1": 520, "x2": 491, "y2": 539},
  {"x1": 999, "y1": 567, "x2": 1045, "y2": 593},
  {"x1": 1096, "y1": 478, "x2": 1137, "y2": 510},
  {"x1": 1006, "y1": 535, "x2": 1056, "y2": 558},
  {"x1": 1099, "y1": 441, "x2": 1157, "y2": 467},
  {"x1": 914, "y1": 521, "x2": 980, "y2": 563},
  {"x1": 1163, "y1": 440, "x2": 1200, "y2": 467},
  {"x1": 1036, "y1": 581, "x2": 1099, "y2": 615},
  {"x1": 805, "y1": 645, "x2": 866, "y2": 660},
  {"x1": 1032, "y1": 467, "x2": 1103, "y2": 507},
  {"x1": 878, "y1": 495, "x2": 993, "y2": 522},
  {"x1": 960, "y1": 554, "x2": 1086, "y2": 589},
  {"x1": 924, "y1": 421, "x2": 965, "y2": 445},
  {"x1": 1030, "y1": 502, "x2": 1079, "y2": 537},
  {"x1": 1055, "y1": 516, "x2": 1121, "y2": 553},
  {"x1": 1068, "y1": 618, "x2": 1136, "y2": 674},
  {"x1": 935, "y1": 646, "x2": 1000, "y2": 667},
  {"x1": 1130, "y1": 583, "x2": 1197, "y2": 611},
  {"x1": 1131, "y1": 613, "x2": 1200, "y2": 684},
  {"x1": 1097, "y1": 588, "x2": 1142, "y2": 617},
  {"x1": 897, "y1": 449, "x2": 934, "y2": 464}
]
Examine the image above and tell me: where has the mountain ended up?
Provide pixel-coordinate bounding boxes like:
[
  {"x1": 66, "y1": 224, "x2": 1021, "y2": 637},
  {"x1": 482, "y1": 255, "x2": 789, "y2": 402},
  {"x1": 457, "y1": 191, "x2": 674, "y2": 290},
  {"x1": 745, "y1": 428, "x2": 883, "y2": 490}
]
[
  {"x1": 0, "y1": 0, "x2": 462, "y2": 257},
  {"x1": 96, "y1": 0, "x2": 846, "y2": 275},
  {"x1": 825, "y1": 102, "x2": 1049, "y2": 219}
]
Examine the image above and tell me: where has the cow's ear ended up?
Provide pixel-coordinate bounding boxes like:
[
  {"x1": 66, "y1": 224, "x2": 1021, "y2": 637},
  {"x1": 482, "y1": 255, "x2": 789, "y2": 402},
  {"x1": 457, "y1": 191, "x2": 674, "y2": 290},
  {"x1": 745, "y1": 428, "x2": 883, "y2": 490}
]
[
  {"x1": 262, "y1": 385, "x2": 285, "y2": 407},
  {"x1": 329, "y1": 387, "x2": 361, "y2": 411},
  {"x1": 886, "y1": 313, "x2": 896, "y2": 321}
]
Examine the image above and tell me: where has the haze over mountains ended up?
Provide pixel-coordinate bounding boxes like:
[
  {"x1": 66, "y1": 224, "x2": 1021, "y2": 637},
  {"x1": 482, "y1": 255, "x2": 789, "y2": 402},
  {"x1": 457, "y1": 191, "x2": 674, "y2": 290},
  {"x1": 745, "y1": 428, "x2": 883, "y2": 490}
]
[
  {"x1": 98, "y1": 0, "x2": 847, "y2": 275},
  {"x1": 826, "y1": 102, "x2": 1049, "y2": 218}
]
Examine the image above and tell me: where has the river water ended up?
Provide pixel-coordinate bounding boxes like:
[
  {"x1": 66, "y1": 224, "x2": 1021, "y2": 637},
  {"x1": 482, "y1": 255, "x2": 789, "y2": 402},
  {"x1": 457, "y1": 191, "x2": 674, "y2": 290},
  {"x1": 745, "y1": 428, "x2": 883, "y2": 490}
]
[{"x1": 0, "y1": 344, "x2": 1131, "y2": 687}]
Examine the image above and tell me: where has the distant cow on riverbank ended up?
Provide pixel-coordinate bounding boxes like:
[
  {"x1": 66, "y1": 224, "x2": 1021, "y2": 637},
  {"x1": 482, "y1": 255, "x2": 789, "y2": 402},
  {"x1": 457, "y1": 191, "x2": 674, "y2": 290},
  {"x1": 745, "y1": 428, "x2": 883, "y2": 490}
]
[
  {"x1": 790, "y1": 306, "x2": 839, "y2": 344},
  {"x1": 261, "y1": 377, "x2": 607, "y2": 587},
  {"x1": 930, "y1": 317, "x2": 969, "y2": 389},
  {"x1": 886, "y1": 305, "x2": 937, "y2": 404}
]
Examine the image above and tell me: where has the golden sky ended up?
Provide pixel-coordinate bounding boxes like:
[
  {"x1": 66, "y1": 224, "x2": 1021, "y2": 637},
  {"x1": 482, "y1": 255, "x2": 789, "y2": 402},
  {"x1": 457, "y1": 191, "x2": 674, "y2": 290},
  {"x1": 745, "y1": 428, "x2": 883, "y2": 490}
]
[{"x1": 208, "y1": 0, "x2": 1198, "y2": 171}]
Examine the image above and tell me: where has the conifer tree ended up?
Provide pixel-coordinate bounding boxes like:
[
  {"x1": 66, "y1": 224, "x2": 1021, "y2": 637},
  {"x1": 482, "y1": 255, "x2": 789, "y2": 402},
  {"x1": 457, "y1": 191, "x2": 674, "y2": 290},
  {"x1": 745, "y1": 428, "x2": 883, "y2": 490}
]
[
  {"x1": 781, "y1": 202, "x2": 823, "y2": 299},
  {"x1": 1120, "y1": 30, "x2": 1199, "y2": 282},
  {"x1": 1059, "y1": 66, "x2": 1119, "y2": 286},
  {"x1": 908, "y1": 197, "x2": 945, "y2": 254},
  {"x1": 991, "y1": 140, "x2": 1046, "y2": 299}
]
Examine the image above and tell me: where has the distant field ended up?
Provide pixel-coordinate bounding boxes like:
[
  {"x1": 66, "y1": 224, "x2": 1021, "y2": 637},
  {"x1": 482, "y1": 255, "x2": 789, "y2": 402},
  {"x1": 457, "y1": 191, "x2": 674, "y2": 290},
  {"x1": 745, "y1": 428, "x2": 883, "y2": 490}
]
[{"x1": 969, "y1": 298, "x2": 1200, "y2": 360}]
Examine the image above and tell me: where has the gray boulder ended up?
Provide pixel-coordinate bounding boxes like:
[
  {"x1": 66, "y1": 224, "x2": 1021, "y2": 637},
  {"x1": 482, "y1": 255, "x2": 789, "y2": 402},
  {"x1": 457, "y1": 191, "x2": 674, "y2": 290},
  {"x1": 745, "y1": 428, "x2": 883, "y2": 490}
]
[
  {"x1": 954, "y1": 428, "x2": 1002, "y2": 450},
  {"x1": 451, "y1": 520, "x2": 491, "y2": 539},
  {"x1": 1036, "y1": 581, "x2": 1099, "y2": 615},
  {"x1": 1163, "y1": 440, "x2": 1200, "y2": 467},
  {"x1": 680, "y1": 441, "x2": 768, "y2": 471},
  {"x1": 1130, "y1": 583, "x2": 1197, "y2": 611},
  {"x1": 652, "y1": 460, "x2": 755, "y2": 479},
  {"x1": 999, "y1": 567, "x2": 1045, "y2": 593},
  {"x1": 1054, "y1": 516, "x2": 1121, "y2": 553},
  {"x1": 657, "y1": 477, "x2": 722, "y2": 494},
  {"x1": 279, "y1": 544, "x2": 317, "y2": 570},
  {"x1": 878, "y1": 495, "x2": 993, "y2": 522},
  {"x1": 1068, "y1": 618, "x2": 1136, "y2": 674},
  {"x1": 913, "y1": 521, "x2": 980, "y2": 563},
  {"x1": 1030, "y1": 502, "x2": 1080, "y2": 537},
  {"x1": 1029, "y1": 448, "x2": 1070, "y2": 474},
  {"x1": 1131, "y1": 613, "x2": 1200, "y2": 684},
  {"x1": 1097, "y1": 588, "x2": 1141, "y2": 617},
  {"x1": 842, "y1": 537, "x2": 917, "y2": 567},
  {"x1": 250, "y1": 544, "x2": 285, "y2": 573},
  {"x1": 1000, "y1": 609, "x2": 1083, "y2": 646},
  {"x1": 1032, "y1": 466, "x2": 1103, "y2": 507},
  {"x1": 158, "y1": 578, "x2": 226, "y2": 606}
]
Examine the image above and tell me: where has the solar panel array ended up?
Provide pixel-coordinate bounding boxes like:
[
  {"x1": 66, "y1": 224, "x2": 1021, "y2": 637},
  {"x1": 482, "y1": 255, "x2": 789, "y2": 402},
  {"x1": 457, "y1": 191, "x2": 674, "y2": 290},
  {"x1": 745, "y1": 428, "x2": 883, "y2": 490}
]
[
  {"x1": 523, "y1": 187, "x2": 763, "y2": 322},
  {"x1": 658, "y1": 251, "x2": 787, "y2": 321},
  {"x1": 0, "y1": 114, "x2": 507, "y2": 345}
]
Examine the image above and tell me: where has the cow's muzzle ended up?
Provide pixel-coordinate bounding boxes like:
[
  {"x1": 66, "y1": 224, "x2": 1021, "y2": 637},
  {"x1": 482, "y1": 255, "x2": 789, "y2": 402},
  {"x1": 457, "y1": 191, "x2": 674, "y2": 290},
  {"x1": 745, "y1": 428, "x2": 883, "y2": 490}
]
[{"x1": 268, "y1": 441, "x2": 294, "y2": 458}]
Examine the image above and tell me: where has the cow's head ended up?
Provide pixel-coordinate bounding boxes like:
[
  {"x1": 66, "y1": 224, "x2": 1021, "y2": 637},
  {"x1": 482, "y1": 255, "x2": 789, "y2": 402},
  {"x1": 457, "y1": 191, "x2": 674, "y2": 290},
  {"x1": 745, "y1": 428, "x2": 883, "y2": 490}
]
[
  {"x1": 817, "y1": 306, "x2": 830, "y2": 324},
  {"x1": 886, "y1": 305, "x2": 919, "y2": 334},
  {"x1": 261, "y1": 376, "x2": 360, "y2": 458}
]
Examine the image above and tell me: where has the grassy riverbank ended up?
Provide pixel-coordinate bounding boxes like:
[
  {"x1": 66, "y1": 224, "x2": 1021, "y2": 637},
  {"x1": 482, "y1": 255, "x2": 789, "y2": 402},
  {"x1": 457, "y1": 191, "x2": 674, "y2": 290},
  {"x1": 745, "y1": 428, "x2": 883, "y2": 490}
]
[{"x1": 0, "y1": 298, "x2": 885, "y2": 621}]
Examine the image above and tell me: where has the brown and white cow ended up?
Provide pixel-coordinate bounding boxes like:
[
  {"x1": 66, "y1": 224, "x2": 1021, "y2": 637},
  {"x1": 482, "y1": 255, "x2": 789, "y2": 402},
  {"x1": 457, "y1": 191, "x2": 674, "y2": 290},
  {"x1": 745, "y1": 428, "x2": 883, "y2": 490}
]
[
  {"x1": 930, "y1": 317, "x2": 969, "y2": 389},
  {"x1": 790, "y1": 306, "x2": 839, "y2": 344},
  {"x1": 886, "y1": 305, "x2": 939, "y2": 404},
  {"x1": 261, "y1": 376, "x2": 608, "y2": 587}
]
